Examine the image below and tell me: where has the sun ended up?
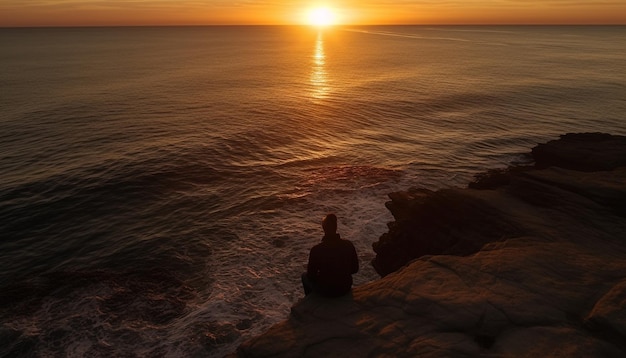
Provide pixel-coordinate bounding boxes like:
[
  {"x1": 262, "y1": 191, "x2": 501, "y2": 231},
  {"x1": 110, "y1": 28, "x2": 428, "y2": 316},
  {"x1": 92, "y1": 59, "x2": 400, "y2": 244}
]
[{"x1": 307, "y1": 7, "x2": 337, "y2": 27}]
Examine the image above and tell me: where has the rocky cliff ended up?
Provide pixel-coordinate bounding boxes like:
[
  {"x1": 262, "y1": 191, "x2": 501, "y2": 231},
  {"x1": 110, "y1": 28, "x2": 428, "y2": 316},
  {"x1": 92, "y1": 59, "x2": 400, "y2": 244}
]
[{"x1": 237, "y1": 133, "x2": 626, "y2": 357}]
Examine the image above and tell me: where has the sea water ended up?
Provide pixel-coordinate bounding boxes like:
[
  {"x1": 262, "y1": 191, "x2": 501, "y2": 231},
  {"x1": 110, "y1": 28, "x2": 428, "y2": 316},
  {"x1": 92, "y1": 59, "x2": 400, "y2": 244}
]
[{"x1": 1, "y1": 25, "x2": 625, "y2": 356}]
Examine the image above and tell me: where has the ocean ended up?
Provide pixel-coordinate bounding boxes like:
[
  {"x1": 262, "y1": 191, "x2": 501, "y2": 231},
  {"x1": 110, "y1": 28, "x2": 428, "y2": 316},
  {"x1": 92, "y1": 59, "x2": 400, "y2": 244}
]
[{"x1": 1, "y1": 25, "x2": 625, "y2": 357}]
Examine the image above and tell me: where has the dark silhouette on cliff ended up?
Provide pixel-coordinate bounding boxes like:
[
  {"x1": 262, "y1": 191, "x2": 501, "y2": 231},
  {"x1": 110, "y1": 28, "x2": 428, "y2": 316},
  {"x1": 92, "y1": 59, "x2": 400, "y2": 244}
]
[{"x1": 302, "y1": 214, "x2": 359, "y2": 297}]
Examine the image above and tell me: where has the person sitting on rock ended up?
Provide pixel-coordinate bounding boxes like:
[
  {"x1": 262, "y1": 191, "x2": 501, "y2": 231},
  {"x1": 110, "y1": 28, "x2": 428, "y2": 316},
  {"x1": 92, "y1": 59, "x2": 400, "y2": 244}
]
[{"x1": 302, "y1": 213, "x2": 359, "y2": 297}]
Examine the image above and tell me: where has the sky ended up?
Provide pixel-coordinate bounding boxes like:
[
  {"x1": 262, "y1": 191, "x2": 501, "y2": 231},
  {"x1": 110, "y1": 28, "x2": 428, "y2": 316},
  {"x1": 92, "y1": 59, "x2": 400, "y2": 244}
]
[{"x1": 0, "y1": 0, "x2": 625, "y2": 27}]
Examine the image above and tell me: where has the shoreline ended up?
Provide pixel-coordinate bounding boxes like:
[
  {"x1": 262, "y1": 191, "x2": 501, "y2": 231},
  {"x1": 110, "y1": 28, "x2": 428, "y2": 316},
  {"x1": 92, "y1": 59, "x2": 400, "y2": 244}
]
[{"x1": 236, "y1": 132, "x2": 626, "y2": 357}]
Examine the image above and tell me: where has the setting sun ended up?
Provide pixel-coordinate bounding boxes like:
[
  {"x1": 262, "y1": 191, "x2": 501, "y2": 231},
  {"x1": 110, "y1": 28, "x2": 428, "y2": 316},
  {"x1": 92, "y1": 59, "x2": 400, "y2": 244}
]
[{"x1": 307, "y1": 7, "x2": 336, "y2": 27}]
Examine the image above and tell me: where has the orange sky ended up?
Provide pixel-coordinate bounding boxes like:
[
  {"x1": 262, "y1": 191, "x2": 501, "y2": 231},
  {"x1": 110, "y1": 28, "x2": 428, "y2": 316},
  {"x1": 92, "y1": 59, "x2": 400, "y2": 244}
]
[{"x1": 1, "y1": 1, "x2": 625, "y2": 27}]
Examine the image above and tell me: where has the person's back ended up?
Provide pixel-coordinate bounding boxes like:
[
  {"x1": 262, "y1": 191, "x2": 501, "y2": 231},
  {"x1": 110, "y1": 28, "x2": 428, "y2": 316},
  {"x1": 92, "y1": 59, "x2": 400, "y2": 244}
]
[{"x1": 302, "y1": 214, "x2": 359, "y2": 297}]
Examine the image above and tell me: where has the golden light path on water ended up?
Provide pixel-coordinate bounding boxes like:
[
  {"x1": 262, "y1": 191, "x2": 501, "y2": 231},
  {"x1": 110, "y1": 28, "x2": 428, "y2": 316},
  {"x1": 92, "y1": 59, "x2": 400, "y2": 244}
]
[{"x1": 310, "y1": 31, "x2": 329, "y2": 100}]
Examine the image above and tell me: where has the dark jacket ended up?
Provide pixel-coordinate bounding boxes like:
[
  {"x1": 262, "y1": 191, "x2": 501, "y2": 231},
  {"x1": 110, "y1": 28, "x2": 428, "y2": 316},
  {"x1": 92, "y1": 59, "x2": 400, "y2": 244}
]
[{"x1": 306, "y1": 233, "x2": 359, "y2": 297}]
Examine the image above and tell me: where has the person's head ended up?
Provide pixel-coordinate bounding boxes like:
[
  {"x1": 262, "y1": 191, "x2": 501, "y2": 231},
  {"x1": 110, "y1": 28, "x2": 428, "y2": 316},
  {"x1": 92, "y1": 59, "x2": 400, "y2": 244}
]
[{"x1": 322, "y1": 213, "x2": 337, "y2": 235}]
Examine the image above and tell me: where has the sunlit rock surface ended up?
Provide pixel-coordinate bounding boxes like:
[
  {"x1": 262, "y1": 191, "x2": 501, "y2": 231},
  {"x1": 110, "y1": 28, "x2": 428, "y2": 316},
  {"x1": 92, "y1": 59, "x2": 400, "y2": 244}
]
[{"x1": 237, "y1": 133, "x2": 626, "y2": 357}]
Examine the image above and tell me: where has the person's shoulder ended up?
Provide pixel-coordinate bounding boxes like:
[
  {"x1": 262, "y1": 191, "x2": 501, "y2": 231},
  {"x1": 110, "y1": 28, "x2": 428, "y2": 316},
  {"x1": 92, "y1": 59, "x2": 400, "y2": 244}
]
[
  {"x1": 339, "y1": 238, "x2": 356, "y2": 248},
  {"x1": 311, "y1": 241, "x2": 326, "y2": 252}
]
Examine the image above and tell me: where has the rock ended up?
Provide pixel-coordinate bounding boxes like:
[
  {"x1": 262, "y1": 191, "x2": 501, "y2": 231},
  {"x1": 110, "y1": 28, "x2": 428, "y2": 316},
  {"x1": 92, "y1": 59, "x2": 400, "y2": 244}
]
[
  {"x1": 532, "y1": 132, "x2": 626, "y2": 171},
  {"x1": 236, "y1": 133, "x2": 626, "y2": 357},
  {"x1": 586, "y1": 279, "x2": 626, "y2": 345},
  {"x1": 373, "y1": 188, "x2": 524, "y2": 277},
  {"x1": 239, "y1": 237, "x2": 626, "y2": 357},
  {"x1": 373, "y1": 133, "x2": 626, "y2": 276}
]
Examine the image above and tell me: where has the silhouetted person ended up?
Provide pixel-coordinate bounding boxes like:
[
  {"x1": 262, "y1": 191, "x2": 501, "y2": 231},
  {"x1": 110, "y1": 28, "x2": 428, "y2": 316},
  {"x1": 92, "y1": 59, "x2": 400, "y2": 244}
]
[{"x1": 302, "y1": 213, "x2": 359, "y2": 297}]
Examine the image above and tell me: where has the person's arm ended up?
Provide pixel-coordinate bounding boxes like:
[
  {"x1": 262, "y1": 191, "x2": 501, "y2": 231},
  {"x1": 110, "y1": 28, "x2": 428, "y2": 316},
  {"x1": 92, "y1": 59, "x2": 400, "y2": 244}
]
[
  {"x1": 351, "y1": 243, "x2": 359, "y2": 274},
  {"x1": 307, "y1": 247, "x2": 319, "y2": 280}
]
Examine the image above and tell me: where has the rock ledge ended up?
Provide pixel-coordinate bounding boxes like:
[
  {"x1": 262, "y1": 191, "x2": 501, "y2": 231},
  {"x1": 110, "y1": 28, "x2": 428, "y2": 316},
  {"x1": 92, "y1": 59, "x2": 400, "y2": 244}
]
[{"x1": 237, "y1": 133, "x2": 626, "y2": 357}]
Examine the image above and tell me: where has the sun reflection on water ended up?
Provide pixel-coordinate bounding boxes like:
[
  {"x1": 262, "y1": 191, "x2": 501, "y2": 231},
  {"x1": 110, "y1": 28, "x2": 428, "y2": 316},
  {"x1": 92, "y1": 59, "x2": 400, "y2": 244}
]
[{"x1": 310, "y1": 31, "x2": 330, "y2": 100}]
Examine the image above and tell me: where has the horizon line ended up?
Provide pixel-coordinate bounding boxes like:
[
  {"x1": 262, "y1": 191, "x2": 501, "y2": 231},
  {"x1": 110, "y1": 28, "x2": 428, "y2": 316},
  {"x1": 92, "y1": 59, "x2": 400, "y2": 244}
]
[{"x1": 2, "y1": 23, "x2": 625, "y2": 29}]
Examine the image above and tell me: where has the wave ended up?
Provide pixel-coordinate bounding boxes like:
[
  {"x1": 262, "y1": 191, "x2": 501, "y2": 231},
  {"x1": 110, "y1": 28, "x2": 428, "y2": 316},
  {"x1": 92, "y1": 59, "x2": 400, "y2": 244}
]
[{"x1": 344, "y1": 28, "x2": 473, "y2": 43}]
